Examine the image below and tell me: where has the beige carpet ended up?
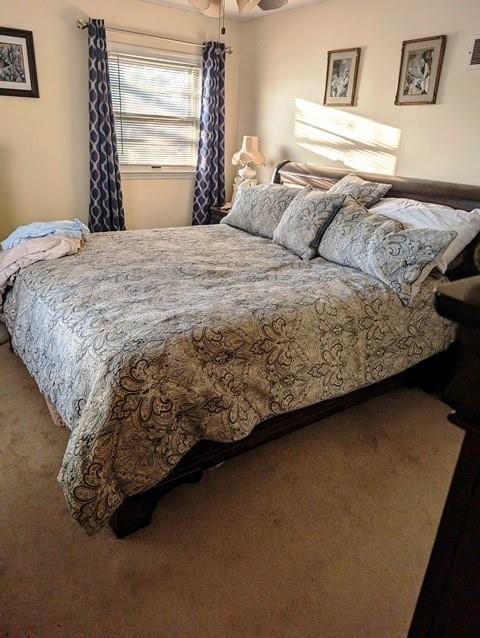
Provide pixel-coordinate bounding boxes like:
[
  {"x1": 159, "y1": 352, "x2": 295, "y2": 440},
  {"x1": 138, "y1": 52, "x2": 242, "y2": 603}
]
[{"x1": 0, "y1": 343, "x2": 463, "y2": 638}]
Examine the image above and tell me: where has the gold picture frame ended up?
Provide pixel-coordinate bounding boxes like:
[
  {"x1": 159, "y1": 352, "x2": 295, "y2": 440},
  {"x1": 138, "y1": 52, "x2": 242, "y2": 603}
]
[
  {"x1": 323, "y1": 47, "x2": 361, "y2": 107},
  {"x1": 395, "y1": 35, "x2": 446, "y2": 105}
]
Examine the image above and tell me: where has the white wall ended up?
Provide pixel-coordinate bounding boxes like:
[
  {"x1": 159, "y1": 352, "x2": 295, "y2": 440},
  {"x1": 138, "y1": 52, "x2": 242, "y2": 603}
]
[
  {"x1": 2, "y1": 0, "x2": 480, "y2": 241},
  {"x1": 239, "y1": 0, "x2": 480, "y2": 186},
  {"x1": 0, "y1": 0, "x2": 244, "y2": 237}
]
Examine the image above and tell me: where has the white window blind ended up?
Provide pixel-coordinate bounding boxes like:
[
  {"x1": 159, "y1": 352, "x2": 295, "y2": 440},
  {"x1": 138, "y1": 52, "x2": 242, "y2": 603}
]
[{"x1": 108, "y1": 50, "x2": 202, "y2": 169}]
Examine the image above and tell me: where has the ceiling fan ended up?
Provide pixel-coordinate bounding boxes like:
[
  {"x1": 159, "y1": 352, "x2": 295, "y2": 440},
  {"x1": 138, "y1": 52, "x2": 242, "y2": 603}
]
[{"x1": 187, "y1": 0, "x2": 287, "y2": 17}]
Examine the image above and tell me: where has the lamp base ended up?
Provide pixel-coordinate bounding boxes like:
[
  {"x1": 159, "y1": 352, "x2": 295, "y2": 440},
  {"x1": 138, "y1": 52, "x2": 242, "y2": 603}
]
[{"x1": 238, "y1": 165, "x2": 256, "y2": 180}]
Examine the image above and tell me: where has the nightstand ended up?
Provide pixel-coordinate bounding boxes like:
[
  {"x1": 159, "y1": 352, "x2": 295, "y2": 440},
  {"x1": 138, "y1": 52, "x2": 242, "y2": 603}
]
[{"x1": 210, "y1": 206, "x2": 230, "y2": 224}]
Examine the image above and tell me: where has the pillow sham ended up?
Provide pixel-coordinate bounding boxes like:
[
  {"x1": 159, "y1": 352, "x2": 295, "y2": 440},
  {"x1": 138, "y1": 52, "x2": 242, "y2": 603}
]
[
  {"x1": 273, "y1": 191, "x2": 346, "y2": 260},
  {"x1": 221, "y1": 184, "x2": 300, "y2": 239},
  {"x1": 370, "y1": 197, "x2": 480, "y2": 273},
  {"x1": 327, "y1": 173, "x2": 392, "y2": 208},
  {"x1": 318, "y1": 196, "x2": 456, "y2": 304}
]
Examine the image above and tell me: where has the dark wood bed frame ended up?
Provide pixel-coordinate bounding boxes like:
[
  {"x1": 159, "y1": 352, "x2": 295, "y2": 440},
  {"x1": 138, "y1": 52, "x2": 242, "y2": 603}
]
[{"x1": 110, "y1": 161, "x2": 480, "y2": 538}]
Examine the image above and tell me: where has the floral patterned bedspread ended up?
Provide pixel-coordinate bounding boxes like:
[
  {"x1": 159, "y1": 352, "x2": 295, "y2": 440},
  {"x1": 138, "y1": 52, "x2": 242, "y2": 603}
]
[{"x1": 3, "y1": 225, "x2": 455, "y2": 534}]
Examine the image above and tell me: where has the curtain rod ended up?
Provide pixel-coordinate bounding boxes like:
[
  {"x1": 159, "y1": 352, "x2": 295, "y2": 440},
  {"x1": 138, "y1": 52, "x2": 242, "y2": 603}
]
[{"x1": 75, "y1": 19, "x2": 233, "y2": 55}]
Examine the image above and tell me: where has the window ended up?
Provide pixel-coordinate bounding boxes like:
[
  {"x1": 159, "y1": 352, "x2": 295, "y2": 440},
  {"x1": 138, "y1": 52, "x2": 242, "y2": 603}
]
[{"x1": 108, "y1": 46, "x2": 202, "y2": 175}]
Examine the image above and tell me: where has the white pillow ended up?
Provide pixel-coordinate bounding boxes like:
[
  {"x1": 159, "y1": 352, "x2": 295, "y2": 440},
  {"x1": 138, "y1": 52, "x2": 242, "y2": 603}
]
[{"x1": 370, "y1": 197, "x2": 480, "y2": 273}]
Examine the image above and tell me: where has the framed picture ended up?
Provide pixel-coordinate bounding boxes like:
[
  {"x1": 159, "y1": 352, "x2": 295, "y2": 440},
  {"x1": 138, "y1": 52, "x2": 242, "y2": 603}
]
[
  {"x1": 0, "y1": 27, "x2": 39, "y2": 98},
  {"x1": 324, "y1": 47, "x2": 361, "y2": 107},
  {"x1": 395, "y1": 35, "x2": 446, "y2": 105}
]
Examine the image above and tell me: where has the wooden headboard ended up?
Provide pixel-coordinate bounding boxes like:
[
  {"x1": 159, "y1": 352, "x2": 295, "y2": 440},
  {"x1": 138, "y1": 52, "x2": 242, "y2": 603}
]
[
  {"x1": 272, "y1": 161, "x2": 480, "y2": 212},
  {"x1": 272, "y1": 161, "x2": 480, "y2": 277}
]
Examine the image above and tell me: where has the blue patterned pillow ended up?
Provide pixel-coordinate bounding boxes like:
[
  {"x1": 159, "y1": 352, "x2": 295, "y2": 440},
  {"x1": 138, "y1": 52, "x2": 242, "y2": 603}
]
[
  {"x1": 221, "y1": 184, "x2": 301, "y2": 238},
  {"x1": 319, "y1": 196, "x2": 456, "y2": 303},
  {"x1": 273, "y1": 191, "x2": 346, "y2": 260},
  {"x1": 327, "y1": 174, "x2": 391, "y2": 208}
]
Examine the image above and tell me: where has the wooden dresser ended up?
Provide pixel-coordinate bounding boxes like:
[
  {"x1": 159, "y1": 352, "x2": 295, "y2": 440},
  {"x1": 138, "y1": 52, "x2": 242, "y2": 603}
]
[{"x1": 409, "y1": 275, "x2": 480, "y2": 638}]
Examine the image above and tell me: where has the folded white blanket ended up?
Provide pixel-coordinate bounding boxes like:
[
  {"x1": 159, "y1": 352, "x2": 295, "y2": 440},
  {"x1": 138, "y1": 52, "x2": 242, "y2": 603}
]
[{"x1": 0, "y1": 235, "x2": 82, "y2": 313}]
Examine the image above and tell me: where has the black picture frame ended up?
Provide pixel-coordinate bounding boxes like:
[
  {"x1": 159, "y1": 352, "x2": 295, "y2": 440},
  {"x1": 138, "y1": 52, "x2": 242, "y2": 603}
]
[{"x1": 0, "y1": 27, "x2": 39, "y2": 98}]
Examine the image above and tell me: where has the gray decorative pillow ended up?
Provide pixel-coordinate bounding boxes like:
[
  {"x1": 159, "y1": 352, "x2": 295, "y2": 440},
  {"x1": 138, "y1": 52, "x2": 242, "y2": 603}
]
[
  {"x1": 318, "y1": 196, "x2": 456, "y2": 303},
  {"x1": 327, "y1": 173, "x2": 391, "y2": 208},
  {"x1": 273, "y1": 190, "x2": 346, "y2": 260},
  {"x1": 221, "y1": 184, "x2": 300, "y2": 239}
]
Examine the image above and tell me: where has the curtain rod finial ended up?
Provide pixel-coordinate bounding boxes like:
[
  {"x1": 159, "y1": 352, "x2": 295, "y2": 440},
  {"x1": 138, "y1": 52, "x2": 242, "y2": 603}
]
[{"x1": 76, "y1": 18, "x2": 89, "y2": 30}]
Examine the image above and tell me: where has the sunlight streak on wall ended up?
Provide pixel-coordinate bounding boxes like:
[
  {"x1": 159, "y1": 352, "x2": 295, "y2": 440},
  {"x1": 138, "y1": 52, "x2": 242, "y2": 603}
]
[{"x1": 294, "y1": 99, "x2": 401, "y2": 175}]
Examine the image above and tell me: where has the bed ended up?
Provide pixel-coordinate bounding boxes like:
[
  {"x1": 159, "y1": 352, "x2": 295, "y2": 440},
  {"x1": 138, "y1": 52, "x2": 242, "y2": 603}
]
[{"x1": 4, "y1": 161, "x2": 480, "y2": 537}]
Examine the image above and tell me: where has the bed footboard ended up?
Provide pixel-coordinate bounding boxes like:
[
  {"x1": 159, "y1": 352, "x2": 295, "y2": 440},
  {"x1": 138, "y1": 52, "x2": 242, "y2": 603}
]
[
  {"x1": 109, "y1": 470, "x2": 204, "y2": 538},
  {"x1": 109, "y1": 347, "x2": 456, "y2": 538}
]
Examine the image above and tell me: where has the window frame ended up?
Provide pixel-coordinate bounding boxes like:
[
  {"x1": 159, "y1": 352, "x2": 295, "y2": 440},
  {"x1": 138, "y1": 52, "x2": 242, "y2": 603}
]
[{"x1": 107, "y1": 42, "x2": 202, "y2": 180}]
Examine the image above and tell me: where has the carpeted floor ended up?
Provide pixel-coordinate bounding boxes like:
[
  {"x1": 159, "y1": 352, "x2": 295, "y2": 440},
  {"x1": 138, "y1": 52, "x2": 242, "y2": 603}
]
[{"x1": 0, "y1": 342, "x2": 463, "y2": 638}]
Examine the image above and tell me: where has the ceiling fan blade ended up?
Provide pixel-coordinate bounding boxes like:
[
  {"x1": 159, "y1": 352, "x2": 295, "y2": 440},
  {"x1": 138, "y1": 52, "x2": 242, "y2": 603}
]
[
  {"x1": 258, "y1": 0, "x2": 287, "y2": 9},
  {"x1": 236, "y1": 0, "x2": 261, "y2": 13},
  {"x1": 187, "y1": 0, "x2": 211, "y2": 9},
  {"x1": 202, "y1": 0, "x2": 221, "y2": 16}
]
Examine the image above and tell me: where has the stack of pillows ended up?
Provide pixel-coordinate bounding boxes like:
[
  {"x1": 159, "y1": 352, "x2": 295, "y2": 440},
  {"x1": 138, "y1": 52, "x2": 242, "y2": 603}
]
[{"x1": 221, "y1": 174, "x2": 480, "y2": 304}]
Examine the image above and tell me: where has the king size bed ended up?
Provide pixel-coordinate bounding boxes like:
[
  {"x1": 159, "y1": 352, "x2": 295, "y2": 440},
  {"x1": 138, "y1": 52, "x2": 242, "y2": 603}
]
[{"x1": 4, "y1": 162, "x2": 480, "y2": 537}]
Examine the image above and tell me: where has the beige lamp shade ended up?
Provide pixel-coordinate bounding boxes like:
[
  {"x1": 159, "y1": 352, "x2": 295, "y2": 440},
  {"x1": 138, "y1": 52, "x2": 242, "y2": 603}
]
[{"x1": 232, "y1": 136, "x2": 266, "y2": 166}]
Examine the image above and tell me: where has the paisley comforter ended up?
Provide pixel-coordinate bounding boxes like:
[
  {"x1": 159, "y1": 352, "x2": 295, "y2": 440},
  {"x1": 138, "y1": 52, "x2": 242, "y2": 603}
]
[{"x1": 3, "y1": 225, "x2": 455, "y2": 534}]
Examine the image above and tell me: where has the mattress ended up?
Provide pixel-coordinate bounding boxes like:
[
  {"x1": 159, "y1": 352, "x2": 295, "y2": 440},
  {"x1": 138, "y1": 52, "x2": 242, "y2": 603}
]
[{"x1": 3, "y1": 224, "x2": 455, "y2": 534}]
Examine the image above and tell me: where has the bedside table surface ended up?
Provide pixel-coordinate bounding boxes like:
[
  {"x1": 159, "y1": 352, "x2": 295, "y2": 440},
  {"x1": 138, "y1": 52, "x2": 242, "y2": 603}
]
[{"x1": 210, "y1": 206, "x2": 230, "y2": 224}]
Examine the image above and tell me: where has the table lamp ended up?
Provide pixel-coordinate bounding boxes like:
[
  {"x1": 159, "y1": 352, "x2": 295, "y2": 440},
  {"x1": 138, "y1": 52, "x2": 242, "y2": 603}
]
[{"x1": 232, "y1": 136, "x2": 266, "y2": 181}]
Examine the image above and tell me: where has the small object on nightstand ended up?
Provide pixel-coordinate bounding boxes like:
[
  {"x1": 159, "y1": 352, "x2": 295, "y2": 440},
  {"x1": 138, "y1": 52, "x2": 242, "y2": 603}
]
[
  {"x1": 210, "y1": 204, "x2": 231, "y2": 224},
  {"x1": 232, "y1": 176, "x2": 257, "y2": 203}
]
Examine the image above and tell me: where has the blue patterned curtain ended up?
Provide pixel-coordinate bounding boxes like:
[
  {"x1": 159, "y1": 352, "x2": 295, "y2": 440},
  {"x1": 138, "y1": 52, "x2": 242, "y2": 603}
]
[
  {"x1": 192, "y1": 42, "x2": 226, "y2": 225},
  {"x1": 88, "y1": 19, "x2": 125, "y2": 232}
]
